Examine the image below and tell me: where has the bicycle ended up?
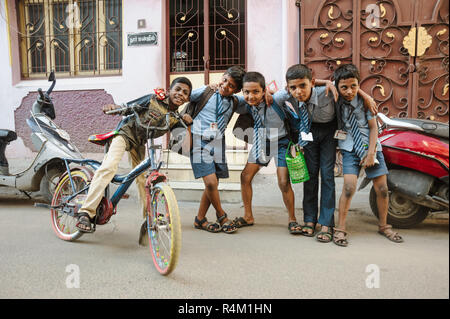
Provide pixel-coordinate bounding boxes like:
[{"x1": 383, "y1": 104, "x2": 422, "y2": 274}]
[{"x1": 35, "y1": 103, "x2": 186, "y2": 275}]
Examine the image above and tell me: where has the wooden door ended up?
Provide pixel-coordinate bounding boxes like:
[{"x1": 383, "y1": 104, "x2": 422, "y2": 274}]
[{"x1": 299, "y1": 0, "x2": 449, "y2": 123}]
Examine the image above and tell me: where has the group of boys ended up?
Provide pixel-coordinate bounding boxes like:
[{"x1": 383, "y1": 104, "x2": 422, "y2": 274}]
[{"x1": 76, "y1": 63, "x2": 404, "y2": 247}]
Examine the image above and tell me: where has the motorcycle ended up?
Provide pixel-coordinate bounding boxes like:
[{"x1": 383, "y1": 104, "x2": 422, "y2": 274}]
[
  {"x1": 359, "y1": 113, "x2": 449, "y2": 228},
  {"x1": 0, "y1": 71, "x2": 82, "y2": 202}
]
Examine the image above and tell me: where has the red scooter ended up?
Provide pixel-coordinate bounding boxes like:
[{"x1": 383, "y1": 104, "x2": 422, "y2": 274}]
[{"x1": 359, "y1": 113, "x2": 449, "y2": 228}]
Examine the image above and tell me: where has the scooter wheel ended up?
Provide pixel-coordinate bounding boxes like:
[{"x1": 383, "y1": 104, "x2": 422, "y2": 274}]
[
  {"x1": 40, "y1": 167, "x2": 64, "y2": 203},
  {"x1": 369, "y1": 186, "x2": 429, "y2": 229}
]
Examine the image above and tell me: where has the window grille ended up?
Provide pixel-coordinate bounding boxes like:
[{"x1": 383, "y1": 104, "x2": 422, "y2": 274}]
[{"x1": 17, "y1": 0, "x2": 122, "y2": 78}]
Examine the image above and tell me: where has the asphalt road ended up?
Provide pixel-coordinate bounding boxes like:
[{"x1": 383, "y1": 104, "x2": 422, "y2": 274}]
[{"x1": 0, "y1": 195, "x2": 448, "y2": 300}]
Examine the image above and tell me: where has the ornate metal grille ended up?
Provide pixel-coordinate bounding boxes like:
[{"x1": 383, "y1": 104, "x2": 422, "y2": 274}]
[
  {"x1": 300, "y1": 0, "x2": 448, "y2": 122},
  {"x1": 358, "y1": 0, "x2": 413, "y2": 119},
  {"x1": 303, "y1": 0, "x2": 354, "y2": 79},
  {"x1": 18, "y1": 0, "x2": 122, "y2": 78},
  {"x1": 169, "y1": 0, "x2": 245, "y2": 73},
  {"x1": 209, "y1": 0, "x2": 245, "y2": 70}
]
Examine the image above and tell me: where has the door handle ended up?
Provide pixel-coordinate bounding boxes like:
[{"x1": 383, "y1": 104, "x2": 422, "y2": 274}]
[{"x1": 402, "y1": 26, "x2": 432, "y2": 57}]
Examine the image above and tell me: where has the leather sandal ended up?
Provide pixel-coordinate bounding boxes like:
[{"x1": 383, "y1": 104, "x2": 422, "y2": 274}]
[
  {"x1": 194, "y1": 216, "x2": 221, "y2": 233},
  {"x1": 333, "y1": 227, "x2": 348, "y2": 247},
  {"x1": 288, "y1": 221, "x2": 303, "y2": 235},
  {"x1": 216, "y1": 212, "x2": 237, "y2": 234},
  {"x1": 75, "y1": 212, "x2": 95, "y2": 233},
  {"x1": 301, "y1": 223, "x2": 316, "y2": 237},
  {"x1": 316, "y1": 227, "x2": 333, "y2": 243},
  {"x1": 378, "y1": 224, "x2": 404, "y2": 243}
]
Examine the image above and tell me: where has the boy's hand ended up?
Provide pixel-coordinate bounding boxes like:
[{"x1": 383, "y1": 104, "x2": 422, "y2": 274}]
[
  {"x1": 361, "y1": 152, "x2": 376, "y2": 168},
  {"x1": 324, "y1": 80, "x2": 339, "y2": 102},
  {"x1": 102, "y1": 104, "x2": 120, "y2": 114},
  {"x1": 296, "y1": 144, "x2": 305, "y2": 154},
  {"x1": 182, "y1": 113, "x2": 193, "y2": 125},
  {"x1": 265, "y1": 90, "x2": 274, "y2": 107},
  {"x1": 208, "y1": 83, "x2": 219, "y2": 91},
  {"x1": 366, "y1": 97, "x2": 378, "y2": 116},
  {"x1": 358, "y1": 88, "x2": 378, "y2": 115}
]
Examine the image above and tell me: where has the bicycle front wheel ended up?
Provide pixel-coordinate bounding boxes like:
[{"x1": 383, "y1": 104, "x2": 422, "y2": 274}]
[
  {"x1": 51, "y1": 168, "x2": 93, "y2": 241},
  {"x1": 146, "y1": 182, "x2": 181, "y2": 275}
]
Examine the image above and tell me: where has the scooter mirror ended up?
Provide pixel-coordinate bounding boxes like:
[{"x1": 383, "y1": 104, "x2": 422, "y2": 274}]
[{"x1": 48, "y1": 71, "x2": 55, "y2": 82}]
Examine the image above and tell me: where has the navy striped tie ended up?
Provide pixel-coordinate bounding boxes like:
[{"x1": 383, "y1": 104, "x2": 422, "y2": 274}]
[
  {"x1": 298, "y1": 103, "x2": 311, "y2": 147},
  {"x1": 251, "y1": 108, "x2": 263, "y2": 160},
  {"x1": 216, "y1": 93, "x2": 226, "y2": 136},
  {"x1": 346, "y1": 104, "x2": 367, "y2": 159}
]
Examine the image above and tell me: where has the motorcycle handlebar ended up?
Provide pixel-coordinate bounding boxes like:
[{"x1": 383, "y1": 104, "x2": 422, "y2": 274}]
[
  {"x1": 38, "y1": 88, "x2": 45, "y2": 100},
  {"x1": 46, "y1": 80, "x2": 56, "y2": 95},
  {"x1": 46, "y1": 70, "x2": 56, "y2": 95}
]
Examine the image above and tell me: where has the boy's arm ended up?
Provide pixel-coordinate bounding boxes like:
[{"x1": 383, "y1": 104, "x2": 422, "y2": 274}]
[
  {"x1": 190, "y1": 86, "x2": 207, "y2": 103},
  {"x1": 358, "y1": 89, "x2": 378, "y2": 116},
  {"x1": 102, "y1": 104, "x2": 121, "y2": 114},
  {"x1": 314, "y1": 79, "x2": 338, "y2": 102},
  {"x1": 362, "y1": 117, "x2": 378, "y2": 168},
  {"x1": 234, "y1": 95, "x2": 249, "y2": 114},
  {"x1": 272, "y1": 89, "x2": 289, "y2": 107}
]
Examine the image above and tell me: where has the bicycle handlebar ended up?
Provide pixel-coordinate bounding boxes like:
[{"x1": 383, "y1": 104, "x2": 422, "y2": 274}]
[{"x1": 105, "y1": 103, "x2": 188, "y2": 131}]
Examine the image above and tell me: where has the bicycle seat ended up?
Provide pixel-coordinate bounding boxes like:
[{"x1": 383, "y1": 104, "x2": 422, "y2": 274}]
[
  {"x1": 88, "y1": 130, "x2": 119, "y2": 146},
  {"x1": 0, "y1": 130, "x2": 17, "y2": 143}
]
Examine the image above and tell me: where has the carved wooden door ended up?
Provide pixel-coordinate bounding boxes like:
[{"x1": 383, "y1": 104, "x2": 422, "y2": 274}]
[{"x1": 299, "y1": 0, "x2": 449, "y2": 123}]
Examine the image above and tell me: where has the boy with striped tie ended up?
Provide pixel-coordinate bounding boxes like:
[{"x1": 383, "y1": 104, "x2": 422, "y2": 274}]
[
  {"x1": 333, "y1": 64, "x2": 403, "y2": 247},
  {"x1": 272, "y1": 64, "x2": 378, "y2": 243},
  {"x1": 189, "y1": 66, "x2": 246, "y2": 234},
  {"x1": 235, "y1": 71, "x2": 302, "y2": 235}
]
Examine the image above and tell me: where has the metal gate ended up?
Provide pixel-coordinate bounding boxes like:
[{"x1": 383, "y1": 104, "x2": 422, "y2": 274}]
[{"x1": 298, "y1": 0, "x2": 449, "y2": 123}]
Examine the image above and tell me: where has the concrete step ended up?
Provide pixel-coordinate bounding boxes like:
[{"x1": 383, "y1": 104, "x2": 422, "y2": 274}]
[
  {"x1": 163, "y1": 149, "x2": 250, "y2": 166},
  {"x1": 168, "y1": 181, "x2": 242, "y2": 203},
  {"x1": 162, "y1": 163, "x2": 244, "y2": 183}
]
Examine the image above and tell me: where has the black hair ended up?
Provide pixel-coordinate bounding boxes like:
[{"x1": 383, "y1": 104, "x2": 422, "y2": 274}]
[
  {"x1": 224, "y1": 66, "x2": 246, "y2": 91},
  {"x1": 333, "y1": 64, "x2": 360, "y2": 87},
  {"x1": 170, "y1": 76, "x2": 192, "y2": 96},
  {"x1": 285, "y1": 64, "x2": 312, "y2": 82},
  {"x1": 243, "y1": 71, "x2": 266, "y2": 90}
]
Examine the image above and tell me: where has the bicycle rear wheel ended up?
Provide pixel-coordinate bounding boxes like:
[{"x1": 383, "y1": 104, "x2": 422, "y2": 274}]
[
  {"x1": 50, "y1": 168, "x2": 93, "y2": 241},
  {"x1": 146, "y1": 182, "x2": 181, "y2": 275}
]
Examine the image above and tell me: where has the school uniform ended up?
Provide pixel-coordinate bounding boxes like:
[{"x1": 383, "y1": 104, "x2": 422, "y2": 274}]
[
  {"x1": 338, "y1": 95, "x2": 388, "y2": 179},
  {"x1": 189, "y1": 86, "x2": 241, "y2": 179},
  {"x1": 80, "y1": 94, "x2": 182, "y2": 219},
  {"x1": 274, "y1": 87, "x2": 336, "y2": 227},
  {"x1": 236, "y1": 97, "x2": 290, "y2": 167}
]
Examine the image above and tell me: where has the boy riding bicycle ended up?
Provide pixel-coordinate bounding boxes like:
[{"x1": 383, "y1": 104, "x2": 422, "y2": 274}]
[{"x1": 76, "y1": 77, "x2": 193, "y2": 233}]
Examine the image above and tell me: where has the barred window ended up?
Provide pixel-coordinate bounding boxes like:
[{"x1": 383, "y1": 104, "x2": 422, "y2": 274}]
[
  {"x1": 169, "y1": 0, "x2": 246, "y2": 73},
  {"x1": 18, "y1": 0, "x2": 122, "y2": 78}
]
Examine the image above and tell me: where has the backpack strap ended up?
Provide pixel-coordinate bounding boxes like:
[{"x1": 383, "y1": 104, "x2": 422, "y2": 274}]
[
  {"x1": 231, "y1": 95, "x2": 239, "y2": 113},
  {"x1": 271, "y1": 102, "x2": 297, "y2": 143},
  {"x1": 271, "y1": 103, "x2": 286, "y2": 121},
  {"x1": 192, "y1": 86, "x2": 215, "y2": 119},
  {"x1": 180, "y1": 86, "x2": 216, "y2": 119}
]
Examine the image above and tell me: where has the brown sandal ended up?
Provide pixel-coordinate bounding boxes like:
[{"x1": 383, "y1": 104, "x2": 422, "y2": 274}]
[
  {"x1": 194, "y1": 216, "x2": 221, "y2": 233},
  {"x1": 216, "y1": 212, "x2": 237, "y2": 234},
  {"x1": 333, "y1": 228, "x2": 348, "y2": 247},
  {"x1": 378, "y1": 224, "x2": 404, "y2": 243}
]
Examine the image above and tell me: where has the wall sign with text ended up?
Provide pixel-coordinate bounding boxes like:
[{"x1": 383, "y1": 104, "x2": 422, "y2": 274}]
[{"x1": 127, "y1": 32, "x2": 158, "y2": 46}]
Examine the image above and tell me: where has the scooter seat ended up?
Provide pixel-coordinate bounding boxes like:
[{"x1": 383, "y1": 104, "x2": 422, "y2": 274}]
[
  {"x1": 0, "y1": 130, "x2": 17, "y2": 143},
  {"x1": 88, "y1": 130, "x2": 119, "y2": 146},
  {"x1": 392, "y1": 118, "x2": 449, "y2": 140}
]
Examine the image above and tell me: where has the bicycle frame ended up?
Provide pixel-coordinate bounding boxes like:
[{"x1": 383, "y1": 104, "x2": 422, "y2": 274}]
[{"x1": 61, "y1": 142, "x2": 162, "y2": 209}]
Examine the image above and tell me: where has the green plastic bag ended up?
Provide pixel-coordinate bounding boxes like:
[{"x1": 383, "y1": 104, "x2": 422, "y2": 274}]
[{"x1": 285, "y1": 141, "x2": 310, "y2": 184}]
